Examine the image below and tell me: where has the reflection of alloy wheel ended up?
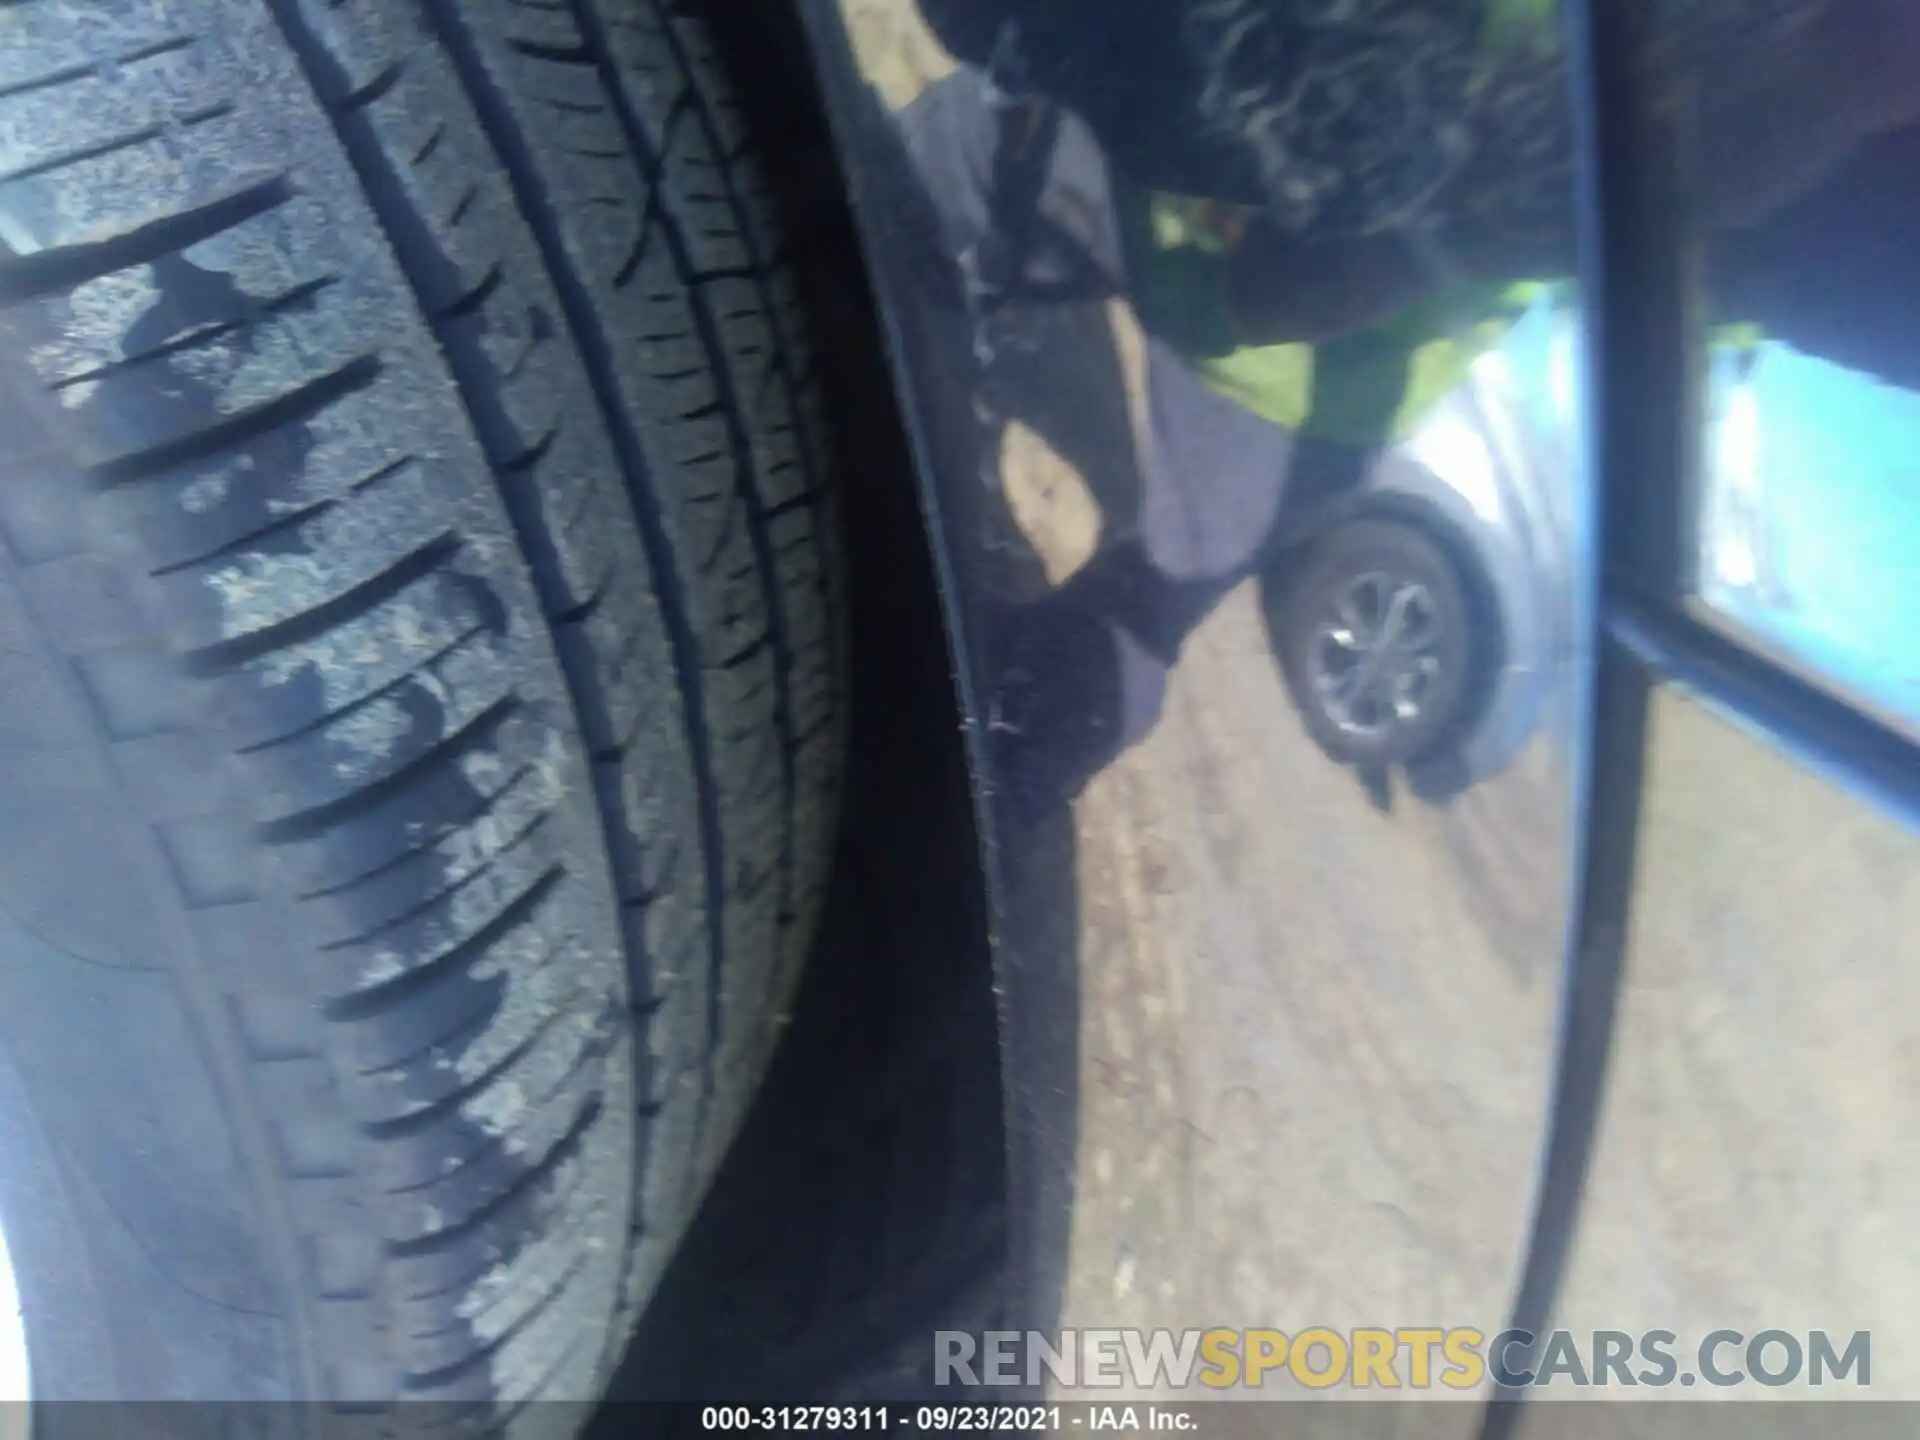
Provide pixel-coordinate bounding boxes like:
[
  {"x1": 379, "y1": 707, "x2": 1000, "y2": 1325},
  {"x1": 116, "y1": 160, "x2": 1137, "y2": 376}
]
[
  {"x1": 1270, "y1": 518, "x2": 1480, "y2": 767},
  {"x1": 1312, "y1": 571, "x2": 1444, "y2": 738}
]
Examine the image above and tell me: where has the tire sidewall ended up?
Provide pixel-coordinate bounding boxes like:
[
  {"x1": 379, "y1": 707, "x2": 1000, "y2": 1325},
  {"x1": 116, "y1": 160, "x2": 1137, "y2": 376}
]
[{"x1": 0, "y1": 1041, "x2": 118, "y2": 1402}]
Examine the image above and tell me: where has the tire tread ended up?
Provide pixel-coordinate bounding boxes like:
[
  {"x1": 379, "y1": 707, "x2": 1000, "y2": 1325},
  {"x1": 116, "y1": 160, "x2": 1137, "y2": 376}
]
[{"x1": 0, "y1": 0, "x2": 842, "y2": 1409}]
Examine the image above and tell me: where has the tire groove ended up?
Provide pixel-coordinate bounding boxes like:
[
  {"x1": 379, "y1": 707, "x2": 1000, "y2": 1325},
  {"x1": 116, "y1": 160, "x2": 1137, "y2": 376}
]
[
  {"x1": 387, "y1": 1091, "x2": 599, "y2": 1260},
  {"x1": 565, "y1": 11, "x2": 801, "y2": 1138},
  {"x1": 298, "y1": 760, "x2": 533, "y2": 901},
  {"x1": 89, "y1": 352, "x2": 383, "y2": 486},
  {"x1": 150, "y1": 494, "x2": 340, "y2": 577},
  {"x1": 272, "y1": 2, "x2": 713, "y2": 1373},
  {"x1": 52, "y1": 274, "x2": 339, "y2": 393},
  {"x1": 330, "y1": 859, "x2": 563, "y2": 1019},
  {"x1": 403, "y1": 1242, "x2": 594, "y2": 1393},
  {"x1": 0, "y1": 172, "x2": 292, "y2": 307},
  {"x1": 411, "y1": 0, "x2": 734, "y2": 1182},
  {"x1": 237, "y1": 621, "x2": 485, "y2": 754},
  {"x1": 628, "y1": 0, "x2": 838, "y2": 953},
  {"x1": 0, "y1": 120, "x2": 167, "y2": 187},
  {"x1": 434, "y1": 260, "x2": 506, "y2": 320},
  {"x1": 258, "y1": 688, "x2": 515, "y2": 844},
  {"x1": 385, "y1": 1031, "x2": 611, "y2": 1203},
  {"x1": 362, "y1": 968, "x2": 586, "y2": 1140},
  {"x1": 340, "y1": 56, "x2": 410, "y2": 115},
  {"x1": 182, "y1": 523, "x2": 457, "y2": 673},
  {"x1": 320, "y1": 809, "x2": 555, "y2": 952}
]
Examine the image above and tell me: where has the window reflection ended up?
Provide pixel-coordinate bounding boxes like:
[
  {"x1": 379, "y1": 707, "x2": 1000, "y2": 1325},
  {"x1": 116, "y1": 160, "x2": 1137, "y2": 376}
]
[
  {"x1": 1697, "y1": 299, "x2": 1920, "y2": 741},
  {"x1": 1680, "y1": 0, "x2": 1920, "y2": 737}
]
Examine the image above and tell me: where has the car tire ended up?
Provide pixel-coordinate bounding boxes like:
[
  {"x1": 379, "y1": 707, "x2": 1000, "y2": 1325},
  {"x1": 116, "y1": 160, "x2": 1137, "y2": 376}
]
[
  {"x1": 0, "y1": 0, "x2": 844, "y2": 1419},
  {"x1": 1267, "y1": 516, "x2": 1479, "y2": 769}
]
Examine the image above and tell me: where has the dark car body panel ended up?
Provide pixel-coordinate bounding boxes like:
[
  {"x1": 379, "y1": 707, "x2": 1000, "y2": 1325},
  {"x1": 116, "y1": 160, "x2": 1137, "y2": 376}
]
[{"x1": 793, "y1": 0, "x2": 1920, "y2": 1406}]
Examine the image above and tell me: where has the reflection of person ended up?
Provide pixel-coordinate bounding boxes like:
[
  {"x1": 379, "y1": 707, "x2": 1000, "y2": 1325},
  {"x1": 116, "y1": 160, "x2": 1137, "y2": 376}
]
[
  {"x1": 899, "y1": 69, "x2": 1329, "y2": 816},
  {"x1": 898, "y1": 0, "x2": 1920, "y2": 818},
  {"x1": 924, "y1": 0, "x2": 1920, "y2": 333}
]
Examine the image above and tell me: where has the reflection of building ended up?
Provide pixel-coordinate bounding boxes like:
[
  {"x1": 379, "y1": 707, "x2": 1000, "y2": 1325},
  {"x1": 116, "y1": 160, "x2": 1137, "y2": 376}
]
[{"x1": 1703, "y1": 350, "x2": 1790, "y2": 611}]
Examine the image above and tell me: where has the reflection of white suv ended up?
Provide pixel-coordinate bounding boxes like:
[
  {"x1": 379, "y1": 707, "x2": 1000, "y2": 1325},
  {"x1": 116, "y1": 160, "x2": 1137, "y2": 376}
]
[{"x1": 1263, "y1": 299, "x2": 1585, "y2": 791}]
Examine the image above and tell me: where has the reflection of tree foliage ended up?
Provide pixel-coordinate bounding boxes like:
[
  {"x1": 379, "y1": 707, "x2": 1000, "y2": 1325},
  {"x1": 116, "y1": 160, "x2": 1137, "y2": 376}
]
[
  {"x1": 1179, "y1": 0, "x2": 1831, "y2": 260},
  {"x1": 1185, "y1": 0, "x2": 1488, "y2": 239},
  {"x1": 1651, "y1": 0, "x2": 1830, "y2": 79}
]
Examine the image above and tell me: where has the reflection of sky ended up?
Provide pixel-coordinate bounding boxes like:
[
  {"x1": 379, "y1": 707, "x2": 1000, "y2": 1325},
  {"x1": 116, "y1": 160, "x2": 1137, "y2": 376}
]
[{"x1": 1704, "y1": 345, "x2": 1920, "y2": 729}]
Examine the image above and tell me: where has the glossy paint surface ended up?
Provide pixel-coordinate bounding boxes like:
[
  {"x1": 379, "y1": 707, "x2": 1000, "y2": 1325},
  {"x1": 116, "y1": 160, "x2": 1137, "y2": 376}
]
[{"x1": 797, "y1": 0, "x2": 1920, "y2": 1411}]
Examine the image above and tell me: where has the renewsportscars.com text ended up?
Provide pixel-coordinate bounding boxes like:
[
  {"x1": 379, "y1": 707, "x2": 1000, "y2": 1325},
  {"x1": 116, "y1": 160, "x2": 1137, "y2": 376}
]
[{"x1": 934, "y1": 1328, "x2": 1872, "y2": 1390}]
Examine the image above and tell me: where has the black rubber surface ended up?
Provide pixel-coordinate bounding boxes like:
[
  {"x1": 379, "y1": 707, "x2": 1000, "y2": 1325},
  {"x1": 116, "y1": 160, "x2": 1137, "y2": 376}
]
[
  {"x1": 599, "y1": 244, "x2": 1009, "y2": 1407},
  {"x1": 0, "y1": 0, "x2": 844, "y2": 1418}
]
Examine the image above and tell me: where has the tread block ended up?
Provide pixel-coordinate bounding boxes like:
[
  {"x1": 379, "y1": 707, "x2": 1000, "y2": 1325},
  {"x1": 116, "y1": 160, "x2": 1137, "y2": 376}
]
[
  {"x1": 385, "y1": 1109, "x2": 598, "y2": 1305},
  {"x1": 21, "y1": 184, "x2": 351, "y2": 399},
  {"x1": 272, "y1": 703, "x2": 546, "y2": 897},
  {"x1": 634, "y1": 1070, "x2": 699, "y2": 1240},
  {"x1": 0, "y1": 46, "x2": 234, "y2": 195},
  {"x1": 0, "y1": 9, "x2": 189, "y2": 88},
  {"x1": 630, "y1": 951, "x2": 702, "y2": 1109},
  {"x1": 107, "y1": 728, "x2": 233, "y2": 825},
  {"x1": 0, "y1": 109, "x2": 281, "y2": 260},
  {"x1": 309, "y1": 1232, "x2": 382, "y2": 1301},
  {"x1": 308, "y1": 762, "x2": 554, "y2": 947},
  {"x1": 16, "y1": 551, "x2": 147, "y2": 654},
  {"x1": 595, "y1": 743, "x2": 697, "y2": 904},
  {"x1": 554, "y1": 555, "x2": 676, "y2": 756},
  {"x1": 319, "y1": 1351, "x2": 396, "y2": 1408},
  {"x1": 317, "y1": 818, "x2": 575, "y2": 1002},
  {"x1": 227, "y1": 567, "x2": 489, "y2": 752},
  {"x1": 654, "y1": 106, "x2": 752, "y2": 275},
  {"x1": 0, "y1": 454, "x2": 87, "y2": 565},
  {"x1": 513, "y1": 422, "x2": 622, "y2": 615},
  {"x1": 150, "y1": 453, "x2": 455, "y2": 652},
  {"x1": 381, "y1": 1043, "x2": 609, "y2": 1244},
  {"x1": 341, "y1": 926, "x2": 586, "y2": 1114},
  {"x1": 157, "y1": 814, "x2": 261, "y2": 909},
  {"x1": 73, "y1": 645, "x2": 193, "y2": 741},
  {"x1": 244, "y1": 629, "x2": 521, "y2": 825},
  {"x1": 231, "y1": 992, "x2": 326, "y2": 1063},
  {"x1": 59, "y1": 296, "x2": 384, "y2": 477},
  {"x1": 275, "y1": 1111, "x2": 361, "y2": 1181}
]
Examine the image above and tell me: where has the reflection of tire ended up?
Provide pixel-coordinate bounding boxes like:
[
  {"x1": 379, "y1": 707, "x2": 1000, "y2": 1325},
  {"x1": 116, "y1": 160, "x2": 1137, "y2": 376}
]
[
  {"x1": 0, "y1": 0, "x2": 842, "y2": 1414},
  {"x1": 1268, "y1": 518, "x2": 1479, "y2": 768}
]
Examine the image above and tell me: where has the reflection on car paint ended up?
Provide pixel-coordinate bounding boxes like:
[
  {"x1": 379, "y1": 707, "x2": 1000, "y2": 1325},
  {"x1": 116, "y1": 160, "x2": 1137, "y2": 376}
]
[
  {"x1": 1546, "y1": 685, "x2": 1920, "y2": 1402},
  {"x1": 1543, "y1": 15, "x2": 1920, "y2": 1403},
  {"x1": 804, "y1": 0, "x2": 1920, "y2": 1409},
  {"x1": 826, "y1": 0, "x2": 1592, "y2": 1392}
]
